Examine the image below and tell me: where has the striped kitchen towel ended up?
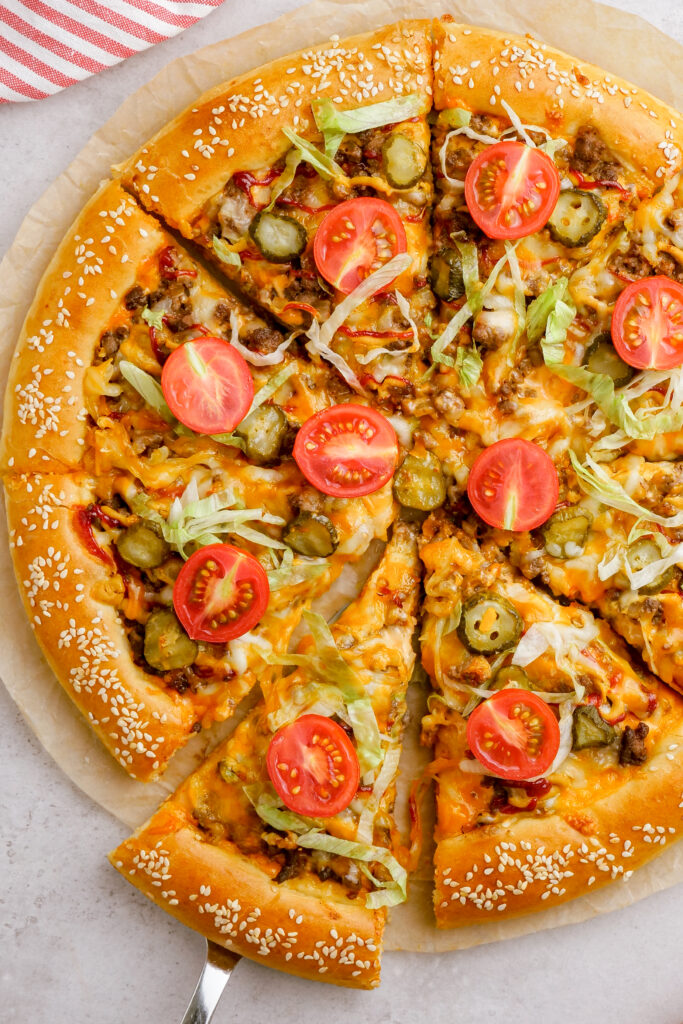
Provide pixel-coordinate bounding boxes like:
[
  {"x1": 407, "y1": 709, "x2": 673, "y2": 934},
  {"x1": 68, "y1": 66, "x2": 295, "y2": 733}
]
[{"x1": 0, "y1": 0, "x2": 225, "y2": 102}]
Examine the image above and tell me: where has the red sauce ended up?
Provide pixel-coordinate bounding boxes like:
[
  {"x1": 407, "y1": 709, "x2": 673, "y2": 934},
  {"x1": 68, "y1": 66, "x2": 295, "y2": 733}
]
[
  {"x1": 647, "y1": 691, "x2": 658, "y2": 715},
  {"x1": 569, "y1": 170, "x2": 631, "y2": 198},
  {"x1": 281, "y1": 301, "x2": 320, "y2": 318},
  {"x1": 359, "y1": 372, "x2": 411, "y2": 388},
  {"x1": 74, "y1": 508, "x2": 114, "y2": 565},
  {"x1": 276, "y1": 196, "x2": 336, "y2": 216},
  {"x1": 233, "y1": 167, "x2": 282, "y2": 208},
  {"x1": 159, "y1": 245, "x2": 197, "y2": 281},
  {"x1": 338, "y1": 325, "x2": 414, "y2": 340}
]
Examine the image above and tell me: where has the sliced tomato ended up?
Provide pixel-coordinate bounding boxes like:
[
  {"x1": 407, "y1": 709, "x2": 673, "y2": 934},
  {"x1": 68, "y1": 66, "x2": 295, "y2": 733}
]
[
  {"x1": 464, "y1": 141, "x2": 561, "y2": 240},
  {"x1": 467, "y1": 439, "x2": 558, "y2": 531},
  {"x1": 313, "y1": 198, "x2": 407, "y2": 294},
  {"x1": 161, "y1": 337, "x2": 254, "y2": 434},
  {"x1": 266, "y1": 714, "x2": 360, "y2": 817},
  {"x1": 467, "y1": 689, "x2": 560, "y2": 782},
  {"x1": 293, "y1": 403, "x2": 398, "y2": 497},
  {"x1": 173, "y1": 543, "x2": 269, "y2": 643},
  {"x1": 611, "y1": 276, "x2": 683, "y2": 370}
]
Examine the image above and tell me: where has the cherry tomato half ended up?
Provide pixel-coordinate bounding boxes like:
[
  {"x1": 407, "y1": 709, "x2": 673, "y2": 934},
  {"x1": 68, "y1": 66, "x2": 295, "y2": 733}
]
[
  {"x1": 464, "y1": 141, "x2": 561, "y2": 240},
  {"x1": 293, "y1": 403, "x2": 398, "y2": 497},
  {"x1": 266, "y1": 714, "x2": 360, "y2": 817},
  {"x1": 611, "y1": 275, "x2": 683, "y2": 370},
  {"x1": 161, "y1": 337, "x2": 254, "y2": 434},
  {"x1": 173, "y1": 543, "x2": 269, "y2": 643},
  {"x1": 467, "y1": 689, "x2": 560, "y2": 781},
  {"x1": 467, "y1": 438, "x2": 559, "y2": 531},
  {"x1": 313, "y1": 198, "x2": 407, "y2": 294}
]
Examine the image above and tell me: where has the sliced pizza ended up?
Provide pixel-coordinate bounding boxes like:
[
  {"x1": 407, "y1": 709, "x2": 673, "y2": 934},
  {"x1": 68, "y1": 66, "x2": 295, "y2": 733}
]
[
  {"x1": 420, "y1": 511, "x2": 683, "y2": 927},
  {"x1": 109, "y1": 521, "x2": 419, "y2": 985},
  {"x1": 119, "y1": 22, "x2": 437, "y2": 398},
  {"x1": 411, "y1": 20, "x2": 683, "y2": 502},
  {"x1": 507, "y1": 450, "x2": 683, "y2": 692}
]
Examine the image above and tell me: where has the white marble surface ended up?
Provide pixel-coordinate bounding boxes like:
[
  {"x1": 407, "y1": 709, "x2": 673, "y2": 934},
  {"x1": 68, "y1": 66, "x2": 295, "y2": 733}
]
[{"x1": 2, "y1": 2, "x2": 683, "y2": 1021}]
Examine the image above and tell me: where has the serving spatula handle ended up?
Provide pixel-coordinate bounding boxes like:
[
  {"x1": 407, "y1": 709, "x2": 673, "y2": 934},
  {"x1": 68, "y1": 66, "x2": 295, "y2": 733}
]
[{"x1": 180, "y1": 939, "x2": 241, "y2": 1024}]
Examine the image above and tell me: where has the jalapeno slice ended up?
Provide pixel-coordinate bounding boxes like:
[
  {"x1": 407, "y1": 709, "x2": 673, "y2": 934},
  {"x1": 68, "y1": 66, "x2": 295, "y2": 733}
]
[
  {"x1": 144, "y1": 608, "x2": 198, "y2": 672},
  {"x1": 582, "y1": 332, "x2": 634, "y2": 387},
  {"x1": 548, "y1": 189, "x2": 606, "y2": 248},
  {"x1": 428, "y1": 247, "x2": 465, "y2": 302},
  {"x1": 249, "y1": 211, "x2": 307, "y2": 262},
  {"x1": 541, "y1": 506, "x2": 593, "y2": 560},
  {"x1": 236, "y1": 405, "x2": 288, "y2": 464},
  {"x1": 457, "y1": 591, "x2": 523, "y2": 654},
  {"x1": 393, "y1": 451, "x2": 447, "y2": 511},
  {"x1": 382, "y1": 133, "x2": 427, "y2": 189},
  {"x1": 115, "y1": 521, "x2": 170, "y2": 569},
  {"x1": 283, "y1": 511, "x2": 339, "y2": 557},
  {"x1": 491, "y1": 665, "x2": 532, "y2": 690},
  {"x1": 571, "y1": 704, "x2": 616, "y2": 750},
  {"x1": 624, "y1": 537, "x2": 680, "y2": 595}
]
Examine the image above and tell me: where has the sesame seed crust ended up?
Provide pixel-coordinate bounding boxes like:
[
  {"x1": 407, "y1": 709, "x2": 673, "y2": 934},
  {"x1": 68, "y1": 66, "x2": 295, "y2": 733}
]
[
  {"x1": 434, "y1": 735, "x2": 683, "y2": 927},
  {"x1": 110, "y1": 819, "x2": 383, "y2": 987},
  {"x1": 433, "y1": 20, "x2": 683, "y2": 185},
  {"x1": 4, "y1": 473, "x2": 196, "y2": 780},
  {"x1": 119, "y1": 20, "x2": 433, "y2": 236}
]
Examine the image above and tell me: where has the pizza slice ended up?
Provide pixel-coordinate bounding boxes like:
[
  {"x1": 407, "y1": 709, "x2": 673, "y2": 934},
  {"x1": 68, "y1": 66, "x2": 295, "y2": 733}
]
[
  {"x1": 411, "y1": 20, "x2": 683, "y2": 500},
  {"x1": 109, "y1": 521, "x2": 419, "y2": 986},
  {"x1": 120, "y1": 23, "x2": 437, "y2": 396},
  {"x1": 1, "y1": 179, "x2": 399, "y2": 779},
  {"x1": 419, "y1": 511, "x2": 683, "y2": 927},
  {"x1": 507, "y1": 450, "x2": 683, "y2": 692}
]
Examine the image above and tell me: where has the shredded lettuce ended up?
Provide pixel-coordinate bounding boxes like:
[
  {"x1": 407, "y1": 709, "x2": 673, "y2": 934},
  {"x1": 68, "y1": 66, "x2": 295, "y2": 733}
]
[
  {"x1": 505, "y1": 240, "x2": 527, "y2": 358},
  {"x1": 436, "y1": 108, "x2": 471, "y2": 129},
  {"x1": 296, "y1": 830, "x2": 407, "y2": 908},
  {"x1": 313, "y1": 93, "x2": 424, "y2": 159},
  {"x1": 356, "y1": 744, "x2": 402, "y2": 844},
  {"x1": 452, "y1": 238, "x2": 480, "y2": 303},
  {"x1": 570, "y1": 451, "x2": 683, "y2": 527},
  {"x1": 512, "y1": 618, "x2": 597, "y2": 672},
  {"x1": 247, "y1": 361, "x2": 298, "y2": 415},
  {"x1": 244, "y1": 785, "x2": 323, "y2": 833},
  {"x1": 119, "y1": 360, "x2": 175, "y2": 423},
  {"x1": 151, "y1": 478, "x2": 286, "y2": 557},
  {"x1": 455, "y1": 345, "x2": 482, "y2": 390},
  {"x1": 525, "y1": 279, "x2": 569, "y2": 344},
  {"x1": 282, "y1": 127, "x2": 345, "y2": 181},
  {"x1": 266, "y1": 547, "x2": 328, "y2": 590},
  {"x1": 226, "y1": 310, "x2": 293, "y2": 368},
  {"x1": 212, "y1": 235, "x2": 242, "y2": 267},
  {"x1": 266, "y1": 148, "x2": 302, "y2": 209},
  {"x1": 141, "y1": 307, "x2": 165, "y2": 330},
  {"x1": 430, "y1": 243, "x2": 520, "y2": 366},
  {"x1": 598, "y1": 536, "x2": 683, "y2": 590}
]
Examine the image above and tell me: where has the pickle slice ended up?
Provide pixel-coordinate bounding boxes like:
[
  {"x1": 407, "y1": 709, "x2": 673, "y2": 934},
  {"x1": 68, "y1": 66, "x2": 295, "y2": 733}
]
[
  {"x1": 393, "y1": 451, "x2": 446, "y2": 511},
  {"x1": 541, "y1": 506, "x2": 593, "y2": 560},
  {"x1": 582, "y1": 332, "x2": 634, "y2": 387},
  {"x1": 249, "y1": 211, "x2": 306, "y2": 262},
  {"x1": 236, "y1": 405, "x2": 288, "y2": 464},
  {"x1": 457, "y1": 592, "x2": 523, "y2": 654},
  {"x1": 428, "y1": 247, "x2": 465, "y2": 302},
  {"x1": 284, "y1": 511, "x2": 338, "y2": 557},
  {"x1": 624, "y1": 537, "x2": 680, "y2": 595},
  {"x1": 144, "y1": 609, "x2": 198, "y2": 672},
  {"x1": 382, "y1": 133, "x2": 427, "y2": 189},
  {"x1": 571, "y1": 704, "x2": 616, "y2": 750},
  {"x1": 548, "y1": 189, "x2": 606, "y2": 247},
  {"x1": 116, "y1": 522, "x2": 170, "y2": 569}
]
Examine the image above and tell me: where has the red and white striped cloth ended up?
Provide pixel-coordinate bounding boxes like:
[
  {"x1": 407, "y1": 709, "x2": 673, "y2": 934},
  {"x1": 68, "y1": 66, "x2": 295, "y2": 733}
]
[{"x1": 0, "y1": 0, "x2": 225, "y2": 102}]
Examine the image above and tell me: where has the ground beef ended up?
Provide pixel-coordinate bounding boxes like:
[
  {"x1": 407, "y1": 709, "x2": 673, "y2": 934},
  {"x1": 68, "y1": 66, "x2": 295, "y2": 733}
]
[
  {"x1": 444, "y1": 143, "x2": 474, "y2": 178},
  {"x1": 163, "y1": 288, "x2": 194, "y2": 332},
  {"x1": 131, "y1": 430, "x2": 167, "y2": 456},
  {"x1": 213, "y1": 299, "x2": 234, "y2": 324},
  {"x1": 283, "y1": 275, "x2": 328, "y2": 306},
  {"x1": 337, "y1": 126, "x2": 386, "y2": 177},
  {"x1": 571, "y1": 126, "x2": 621, "y2": 181},
  {"x1": 641, "y1": 597, "x2": 664, "y2": 624},
  {"x1": 124, "y1": 284, "x2": 147, "y2": 310},
  {"x1": 99, "y1": 325, "x2": 129, "y2": 358},
  {"x1": 656, "y1": 252, "x2": 683, "y2": 283},
  {"x1": 608, "y1": 244, "x2": 652, "y2": 281},
  {"x1": 433, "y1": 387, "x2": 465, "y2": 426},
  {"x1": 218, "y1": 179, "x2": 254, "y2": 240},
  {"x1": 244, "y1": 325, "x2": 285, "y2": 354},
  {"x1": 619, "y1": 722, "x2": 649, "y2": 766},
  {"x1": 275, "y1": 849, "x2": 306, "y2": 884}
]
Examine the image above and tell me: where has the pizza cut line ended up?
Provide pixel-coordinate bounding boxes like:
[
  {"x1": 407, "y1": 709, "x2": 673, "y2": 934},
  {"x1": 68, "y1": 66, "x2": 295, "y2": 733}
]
[{"x1": 4, "y1": 16, "x2": 683, "y2": 988}]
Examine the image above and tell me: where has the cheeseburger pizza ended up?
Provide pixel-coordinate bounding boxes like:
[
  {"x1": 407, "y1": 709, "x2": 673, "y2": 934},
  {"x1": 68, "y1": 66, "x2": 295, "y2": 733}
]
[{"x1": 4, "y1": 14, "x2": 683, "y2": 989}]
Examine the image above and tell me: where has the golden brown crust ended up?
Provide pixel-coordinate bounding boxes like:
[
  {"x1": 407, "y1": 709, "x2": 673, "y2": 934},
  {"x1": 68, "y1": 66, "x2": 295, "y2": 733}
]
[
  {"x1": 110, "y1": 813, "x2": 383, "y2": 987},
  {"x1": 119, "y1": 21, "x2": 433, "y2": 234},
  {"x1": 433, "y1": 19, "x2": 683, "y2": 185},
  {"x1": 4, "y1": 473, "x2": 196, "y2": 779},
  {"x1": 434, "y1": 733, "x2": 683, "y2": 926},
  {"x1": 0, "y1": 182, "x2": 169, "y2": 474}
]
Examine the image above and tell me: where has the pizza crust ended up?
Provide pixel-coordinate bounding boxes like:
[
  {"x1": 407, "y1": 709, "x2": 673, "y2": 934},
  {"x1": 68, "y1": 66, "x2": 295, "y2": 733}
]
[
  {"x1": 433, "y1": 19, "x2": 683, "y2": 186},
  {"x1": 118, "y1": 20, "x2": 433, "y2": 235},
  {"x1": 434, "y1": 733, "x2": 683, "y2": 926},
  {"x1": 110, "y1": 810, "x2": 384, "y2": 987}
]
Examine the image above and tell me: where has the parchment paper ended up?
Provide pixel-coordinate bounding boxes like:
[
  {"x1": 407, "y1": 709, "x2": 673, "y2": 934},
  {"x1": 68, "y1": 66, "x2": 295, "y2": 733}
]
[{"x1": 1, "y1": 0, "x2": 682, "y2": 955}]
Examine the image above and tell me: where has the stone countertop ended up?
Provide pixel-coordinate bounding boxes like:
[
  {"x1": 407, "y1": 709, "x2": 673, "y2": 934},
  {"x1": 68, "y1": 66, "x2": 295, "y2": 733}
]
[{"x1": 2, "y1": 2, "x2": 683, "y2": 1021}]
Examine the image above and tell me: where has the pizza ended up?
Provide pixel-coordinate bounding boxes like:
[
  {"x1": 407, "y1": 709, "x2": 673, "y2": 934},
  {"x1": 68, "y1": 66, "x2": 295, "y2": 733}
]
[{"x1": 4, "y1": 15, "x2": 683, "y2": 990}]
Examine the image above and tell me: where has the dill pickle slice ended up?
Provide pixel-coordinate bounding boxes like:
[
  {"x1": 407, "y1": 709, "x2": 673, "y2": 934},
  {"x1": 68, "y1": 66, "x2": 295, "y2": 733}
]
[
  {"x1": 144, "y1": 609, "x2": 198, "y2": 672},
  {"x1": 249, "y1": 211, "x2": 306, "y2": 262},
  {"x1": 382, "y1": 133, "x2": 427, "y2": 189},
  {"x1": 457, "y1": 591, "x2": 522, "y2": 654},
  {"x1": 393, "y1": 451, "x2": 447, "y2": 511},
  {"x1": 115, "y1": 522, "x2": 170, "y2": 569},
  {"x1": 541, "y1": 506, "x2": 593, "y2": 559},
  {"x1": 284, "y1": 511, "x2": 338, "y2": 557},
  {"x1": 548, "y1": 189, "x2": 606, "y2": 248}
]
